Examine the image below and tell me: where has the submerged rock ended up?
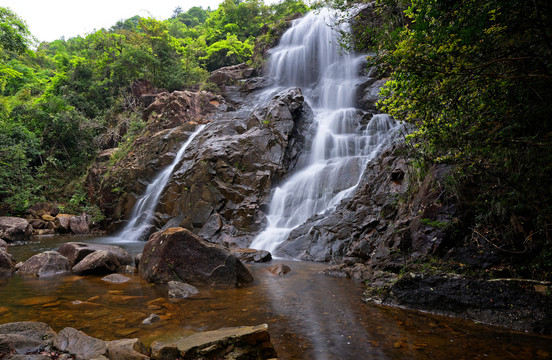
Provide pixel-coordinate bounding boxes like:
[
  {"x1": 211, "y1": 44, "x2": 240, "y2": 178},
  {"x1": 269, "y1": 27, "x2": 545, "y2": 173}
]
[
  {"x1": 168, "y1": 281, "x2": 199, "y2": 299},
  {"x1": 139, "y1": 227, "x2": 253, "y2": 287},
  {"x1": 0, "y1": 217, "x2": 32, "y2": 243},
  {"x1": 142, "y1": 314, "x2": 161, "y2": 325},
  {"x1": 101, "y1": 273, "x2": 131, "y2": 283},
  {"x1": 16, "y1": 251, "x2": 70, "y2": 277},
  {"x1": 266, "y1": 263, "x2": 291, "y2": 276}
]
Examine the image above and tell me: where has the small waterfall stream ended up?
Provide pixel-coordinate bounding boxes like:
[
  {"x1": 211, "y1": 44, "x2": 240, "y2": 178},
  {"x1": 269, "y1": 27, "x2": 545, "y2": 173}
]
[
  {"x1": 250, "y1": 9, "x2": 401, "y2": 254},
  {"x1": 113, "y1": 125, "x2": 205, "y2": 242}
]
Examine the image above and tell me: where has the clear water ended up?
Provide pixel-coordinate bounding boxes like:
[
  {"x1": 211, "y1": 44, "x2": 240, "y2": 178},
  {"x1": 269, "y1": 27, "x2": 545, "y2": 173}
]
[
  {"x1": 4, "y1": 236, "x2": 552, "y2": 360},
  {"x1": 250, "y1": 9, "x2": 401, "y2": 254}
]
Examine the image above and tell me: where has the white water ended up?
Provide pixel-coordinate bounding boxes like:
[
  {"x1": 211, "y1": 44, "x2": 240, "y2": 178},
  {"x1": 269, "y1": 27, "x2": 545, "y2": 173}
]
[
  {"x1": 112, "y1": 125, "x2": 205, "y2": 242},
  {"x1": 250, "y1": 9, "x2": 401, "y2": 254}
]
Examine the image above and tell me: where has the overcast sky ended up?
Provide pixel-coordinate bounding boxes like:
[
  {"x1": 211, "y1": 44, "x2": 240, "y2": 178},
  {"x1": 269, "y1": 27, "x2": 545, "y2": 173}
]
[{"x1": 3, "y1": 0, "x2": 226, "y2": 43}]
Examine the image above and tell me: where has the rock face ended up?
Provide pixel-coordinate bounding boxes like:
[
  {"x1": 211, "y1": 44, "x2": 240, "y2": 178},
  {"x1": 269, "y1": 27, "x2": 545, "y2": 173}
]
[
  {"x1": 0, "y1": 217, "x2": 32, "y2": 243},
  {"x1": 0, "y1": 321, "x2": 56, "y2": 356},
  {"x1": 16, "y1": 251, "x2": 70, "y2": 277},
  {"x1": 275, "y1": 146, "x2": 458, "y2": 269},
  {"x1": 87, "y1": 86, "x2": 314, "y2": 247},
  {"x1": 150, "y1": 324, "x2": 277, "y2": 360},
  {"x1": 57, "y1": 242, "x2": 133, "y2": 267},
  {"x1": 139, "y1": 228, "x2": 253, "y2": 287}
]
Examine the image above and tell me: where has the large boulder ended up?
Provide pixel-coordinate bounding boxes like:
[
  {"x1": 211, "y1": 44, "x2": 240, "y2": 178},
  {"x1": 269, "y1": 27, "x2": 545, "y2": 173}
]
[
  {"x1": 71, "y1": 250, "x2": 120, "y2": 275},
  {"x1": 0, "y1": 249, "x2": 16, "y2": 276},
  {"x1": 150, "y1": 324, "x2": 277, "y2": 360},
  {"x1": 16, "y1": 251, "x2": 70, "y2": 277},
  {"x1": 69, "y1": 214, "x2": 91, "y2": 234},
  {"x1": 139, "y1": 227, "x2": 253, "y2": 287},
  {"x1": 0, "y1": 217, "x2": 32, "y2": 243},
  {"x1": 0, "y1": 322, "x2": 56, "y2": 355},
  {"x1": 53, "y1": 327, "x2": 107, "y2": 360},
  {"x1": 57, "y1": 242, "x2": 132, "y2": 267},
  {"x1": 106, "y1": 338, "x2": 149, "y2": 360}
]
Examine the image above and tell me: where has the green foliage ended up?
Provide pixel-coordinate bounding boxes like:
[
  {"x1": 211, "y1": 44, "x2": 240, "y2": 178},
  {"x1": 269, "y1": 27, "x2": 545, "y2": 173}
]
[
  {"x1": 339, "y1": 0, "x2": 552, "y2": 274},
  {"x1": 201, "y1": 34, "x2": 254, "y2": 71},
  {"x1": 0, "y1": 7, "x2": 33, "y2": 53}
]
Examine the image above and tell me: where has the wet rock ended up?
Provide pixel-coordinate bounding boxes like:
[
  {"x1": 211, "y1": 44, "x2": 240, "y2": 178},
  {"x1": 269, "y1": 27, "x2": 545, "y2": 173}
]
[
  {"x1": 168, "y1": 281, "x2": 199, "y2": 299},
  {"x1": 231, "y1": 248, "x2": 272, "y2": 263},
  {"x1": 53, "y1": 327, "x2": 107, "y2": 360},
  {"x1": 266, "y1": 263, "x2": 291, "y2": 276},
  {"x1": 139, "y1": 228, "x2": 253, "y2": 287},
  {"x1": 151, "y1": 324, "x2": 277, "y2": 360},
  {"x1": 0, "y1": 249, "x2": 16, "y2": 276},
  {"x1": 134, "y1": 254, "x2": 142, "y2": 268},
  {"x1": 71, "y1": 250, "x2": 120, "y2": 275},
  {"x1": 57, "y1": 242, "x2": 133, "y2": 267},
  {"x1": 0, "y1": 322, "x2": 56, "y2": 354},
  {"x1": 380, "y1": 274, "x2": 552, "y2": 335},
  {"x1": 0, "y1": 239, "x2": 7, "y2": 251},
  {"x1": 0, "y1": 217, "x2": 32, "y2": 243},
  {"x1": 106, "y1": 338, "x2": 149, "y2": 360},
  {"x1": 16, "y1": 251, "x2": 70, "y2": 277},
  {"x1": 142, "y1": 314, "x2": 161, "y2": 325},
  {"x1": 101, "y1": 273, "x2": 131, "y2": 283},
  {"x1": 356, "y1": 78, "x2": 388, "y2": 110}
]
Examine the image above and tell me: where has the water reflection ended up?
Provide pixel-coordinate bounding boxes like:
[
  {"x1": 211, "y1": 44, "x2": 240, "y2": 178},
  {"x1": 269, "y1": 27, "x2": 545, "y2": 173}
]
[{"x1": 2, "y1": 236, "x2": 551, "y2": 359}]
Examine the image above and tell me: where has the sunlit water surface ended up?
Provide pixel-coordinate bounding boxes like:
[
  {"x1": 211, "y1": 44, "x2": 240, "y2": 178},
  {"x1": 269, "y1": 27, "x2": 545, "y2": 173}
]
[{"x1": 1, "y1": 235, "x2": 551, "y2": 359}]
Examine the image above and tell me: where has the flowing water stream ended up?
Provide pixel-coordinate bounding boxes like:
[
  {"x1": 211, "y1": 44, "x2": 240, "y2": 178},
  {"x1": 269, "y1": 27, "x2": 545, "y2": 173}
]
[
  {"x1": 250, "y1": 9, "x2": 401, "y2": 254},
  {"x1": 111, "y1": 125, "x2": 205, "y2": 242}
]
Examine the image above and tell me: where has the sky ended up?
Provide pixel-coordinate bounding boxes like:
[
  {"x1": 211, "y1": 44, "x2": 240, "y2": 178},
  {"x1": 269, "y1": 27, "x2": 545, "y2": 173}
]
[{"x1": 3, "y1": 0, "x2": 226, "y2": 43}]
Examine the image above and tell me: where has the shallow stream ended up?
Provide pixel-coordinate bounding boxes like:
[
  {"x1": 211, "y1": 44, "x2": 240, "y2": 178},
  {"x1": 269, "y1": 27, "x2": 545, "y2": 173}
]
[{"x1": 2, "y1": 235, "x2": 551, "y2": 359}]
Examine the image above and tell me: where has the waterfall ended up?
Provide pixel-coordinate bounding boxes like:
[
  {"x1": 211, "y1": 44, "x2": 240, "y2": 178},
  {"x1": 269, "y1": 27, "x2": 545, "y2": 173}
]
[
  {"x1": 113, "y1": 125, "x2": 205, "y2": 242},
  {"x1": 249, "y1": 9, "x2": 401, "y2": 254}
]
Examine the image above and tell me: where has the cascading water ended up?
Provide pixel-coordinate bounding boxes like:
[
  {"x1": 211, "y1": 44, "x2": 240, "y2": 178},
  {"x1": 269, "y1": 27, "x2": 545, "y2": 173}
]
[
  {"x1": 113, "y1": 125, "x2": 205, "y2": 242},
  {"x1": 250, "y1": 9, "x2": 401, "y2": 254}
]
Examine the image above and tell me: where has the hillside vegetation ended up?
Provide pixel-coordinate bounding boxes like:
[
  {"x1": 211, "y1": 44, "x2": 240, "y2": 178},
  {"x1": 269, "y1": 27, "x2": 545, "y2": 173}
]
[{"x1": 0, "y1": 0, "x2": 308, "y2": 215}]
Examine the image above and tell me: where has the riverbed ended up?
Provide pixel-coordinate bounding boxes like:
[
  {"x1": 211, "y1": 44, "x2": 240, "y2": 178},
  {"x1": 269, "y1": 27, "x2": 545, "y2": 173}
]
[{"x1": 2, "y1": 235, "x2": 551, "y2": 359}]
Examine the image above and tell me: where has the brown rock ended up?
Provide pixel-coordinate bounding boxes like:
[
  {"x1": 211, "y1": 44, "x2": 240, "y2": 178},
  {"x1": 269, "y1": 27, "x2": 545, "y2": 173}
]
[
  {"x1": 106, "y1": 338, "x2": 148, "y2": 360},
  {"x1": 17, "y1": 251, "x2": 70, "y2": 277},
  {"x1": 151, "y1": 324, "x2": 277, "y2": 359},
  {"x1": 54, "y1": 215, "x2": 72, "y2": 233},
  {"x1": 57, "y1": 242, "x2": 132, "y2": 267},
  {"x1": 53, "y1": 327, "x2": 107, "y2": 360},
  {"x1": 0, "y1": 239, "x2": 7, "y2": 251},
  {"x1": 0, "y1": 217, "x2": 32, "y2": 243},
  {"x1": 231, "y1": 248, "x2": 272, "y2": 263},
  {"x1": 0, "y1": 249, "x2": 16, "y2": 277},
  {"x1": 71, "y1": 250, "x2": 120, "y2": 275},
  {"x1": 69, "y1": 215, "x2": 90, "y2": 234},
  {"x1": 41, "y1": 214, "x2": 55, "y2": 222},
  {"x1": 266, "y1": 263, "x2": 291, "y2": 276},
  {"x1": 26, "y1": 203, "x2": 59, "y2": 218},
  {"x1": 28, "y1": 219, "x2": 47, "y2": 230},
  {"x1": 139, "y1": 228, "x2": 253, "y2": 287}
]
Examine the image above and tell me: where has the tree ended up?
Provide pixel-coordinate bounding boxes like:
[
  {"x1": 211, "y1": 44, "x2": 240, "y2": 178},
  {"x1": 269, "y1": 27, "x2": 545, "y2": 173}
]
[{"x1": 0, "y1": 7, "x2": 33, "y2": 53}]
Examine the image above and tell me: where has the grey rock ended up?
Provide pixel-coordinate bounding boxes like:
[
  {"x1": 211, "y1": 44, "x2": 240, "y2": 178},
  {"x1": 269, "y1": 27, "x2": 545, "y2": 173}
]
[
  {"x1": 231, "y1": 248, "x2": 272, "y2": 263},
  {"x1": 53, "y1": 327, "x2": 107, "y2": 360},
  {"x1": 17, "y1": 251, "x2": 70, "y2": 277},
  {"x1": 0, "y1": 217, "x2": 32, "y2": 243},
  {"x1": 106, "y1": 338, "x2": 149, "y2": 360},
  {"x1": 142, "y1": 314, "x2": 160, "y2": 325},
  {"x1": 101, "y1": 273, "x2": 131, "y2": 283},
  {"x1": 168, "y1": 281, "x2": 199, "y2": 299}
]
